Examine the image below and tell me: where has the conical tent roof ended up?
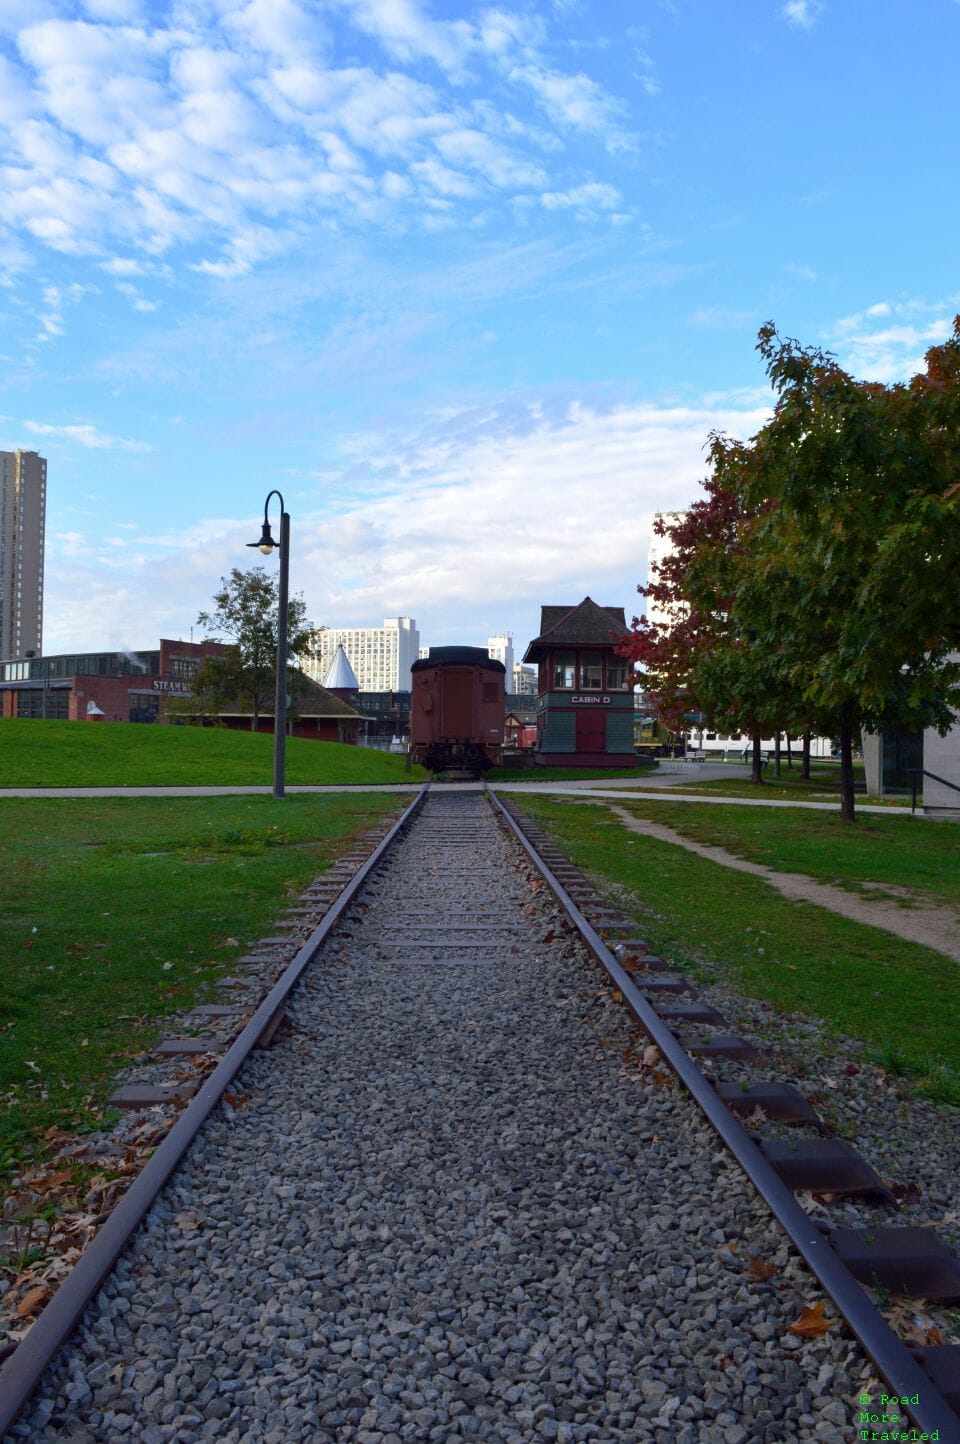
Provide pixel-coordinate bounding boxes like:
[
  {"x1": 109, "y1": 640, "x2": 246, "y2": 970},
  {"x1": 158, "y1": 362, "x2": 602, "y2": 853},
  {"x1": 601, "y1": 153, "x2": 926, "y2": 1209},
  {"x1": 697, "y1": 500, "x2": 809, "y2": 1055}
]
[{"x1": 322, "y1": 643, "x2": 360, "y2": 690}]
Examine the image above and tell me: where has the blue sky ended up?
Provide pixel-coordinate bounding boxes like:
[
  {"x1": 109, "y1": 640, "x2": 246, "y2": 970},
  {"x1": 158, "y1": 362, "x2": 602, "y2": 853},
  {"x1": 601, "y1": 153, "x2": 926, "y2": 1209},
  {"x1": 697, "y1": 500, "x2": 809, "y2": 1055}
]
[{"x1": 2, "y1": 0, "x2": 958, "y2": 661}]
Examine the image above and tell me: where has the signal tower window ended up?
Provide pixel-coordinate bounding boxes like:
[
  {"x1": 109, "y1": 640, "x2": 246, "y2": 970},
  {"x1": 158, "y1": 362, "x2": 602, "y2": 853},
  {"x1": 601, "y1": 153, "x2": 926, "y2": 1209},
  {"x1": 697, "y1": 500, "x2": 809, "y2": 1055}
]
[
  {"x1": 552, "y1": 653, "x2": 575, "y2": 689},
  {"x1": 579, "y1": 657, "x2": 602, "y2": 689}
]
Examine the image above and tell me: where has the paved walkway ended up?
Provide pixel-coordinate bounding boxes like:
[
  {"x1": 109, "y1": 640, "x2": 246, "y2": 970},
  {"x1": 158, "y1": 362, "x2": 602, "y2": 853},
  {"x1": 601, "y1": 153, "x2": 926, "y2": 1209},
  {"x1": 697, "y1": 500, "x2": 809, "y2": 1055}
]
[
  {"x1": 0, "y1": 774, "x2": 919, "y2": 816},
  {"x1": 492, "y1": 782, "x2": 915, "y2": 817}
]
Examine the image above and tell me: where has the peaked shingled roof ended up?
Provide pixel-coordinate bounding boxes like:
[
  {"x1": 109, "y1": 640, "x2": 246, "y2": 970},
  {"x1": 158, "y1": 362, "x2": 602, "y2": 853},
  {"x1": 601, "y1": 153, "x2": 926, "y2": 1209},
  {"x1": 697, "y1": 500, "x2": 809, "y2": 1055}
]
[
  {"x1": 218, "y1": 671, "x2": 365, "y2": 719},
  {"x1": 322, "y1": 643, "x2": 360, "y2": 690},
  {"x1": 522, "y1": 597, "x2": 628, "y2": 661}
]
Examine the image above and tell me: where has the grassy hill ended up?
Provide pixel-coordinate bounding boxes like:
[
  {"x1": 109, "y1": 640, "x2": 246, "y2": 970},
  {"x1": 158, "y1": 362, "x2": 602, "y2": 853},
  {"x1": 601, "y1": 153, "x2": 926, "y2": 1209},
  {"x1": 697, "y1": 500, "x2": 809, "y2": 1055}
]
[{"x1": 0, "y1": 719, "x2": 427, "y2": 787}]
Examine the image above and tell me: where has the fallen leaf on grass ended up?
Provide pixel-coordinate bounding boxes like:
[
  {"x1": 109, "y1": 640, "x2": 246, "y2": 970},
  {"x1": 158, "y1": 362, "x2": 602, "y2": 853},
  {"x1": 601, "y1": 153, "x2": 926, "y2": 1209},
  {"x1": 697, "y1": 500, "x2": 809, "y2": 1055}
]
[{"x1": 788, "y1": 1301, "x2": 837, "y2": 1338}]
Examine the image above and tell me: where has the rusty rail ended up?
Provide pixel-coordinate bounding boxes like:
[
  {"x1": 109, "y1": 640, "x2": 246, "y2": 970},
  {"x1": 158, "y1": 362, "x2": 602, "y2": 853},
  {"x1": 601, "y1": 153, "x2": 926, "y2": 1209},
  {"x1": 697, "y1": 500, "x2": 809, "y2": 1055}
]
[
  {"x1": 0, "y1": 785, "x2": 430, "y2": 1437},
  {"x1": 487, "y1": 788, "x2": 959, "y2": 1440}
]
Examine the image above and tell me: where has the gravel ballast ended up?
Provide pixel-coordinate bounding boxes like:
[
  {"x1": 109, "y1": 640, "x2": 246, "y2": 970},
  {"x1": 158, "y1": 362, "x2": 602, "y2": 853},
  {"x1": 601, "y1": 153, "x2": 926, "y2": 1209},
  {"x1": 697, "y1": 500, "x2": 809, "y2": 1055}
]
[{"x1": 7, "y1": 793, "x2": 875, "y2": 1442}]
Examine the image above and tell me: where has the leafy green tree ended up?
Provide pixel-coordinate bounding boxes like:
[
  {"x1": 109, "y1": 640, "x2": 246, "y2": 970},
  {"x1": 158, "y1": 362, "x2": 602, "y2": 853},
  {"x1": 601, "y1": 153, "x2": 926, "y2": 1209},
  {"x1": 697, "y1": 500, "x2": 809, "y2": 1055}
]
[
  {"x1": 160, "y1": 665, "x2": 224, "y2": 727},
  {"x1": 196, "y1": 568, "x2": 317, "y2": 731},
  {"x1": 730, "y1": 321, "x2": 960, "y2": 820},
  {"x1": 626, "y1": 319, "x2": 960, "y2": 819}
]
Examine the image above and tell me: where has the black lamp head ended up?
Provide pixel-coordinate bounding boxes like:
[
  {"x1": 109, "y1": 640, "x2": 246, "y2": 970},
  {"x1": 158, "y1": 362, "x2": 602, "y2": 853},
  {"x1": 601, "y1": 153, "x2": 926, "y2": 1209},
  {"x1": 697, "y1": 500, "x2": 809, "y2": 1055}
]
[{"x1": 247, "y1": 520, "x2": 278, "y2": 555}]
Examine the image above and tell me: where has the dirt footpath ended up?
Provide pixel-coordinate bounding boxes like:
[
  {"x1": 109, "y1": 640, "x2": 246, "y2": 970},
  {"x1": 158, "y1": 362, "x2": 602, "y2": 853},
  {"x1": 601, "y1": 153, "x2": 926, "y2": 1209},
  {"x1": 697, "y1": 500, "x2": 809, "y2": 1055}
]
[{"x1": 609, "y1": 805, "x2": 960, "y2": 964}]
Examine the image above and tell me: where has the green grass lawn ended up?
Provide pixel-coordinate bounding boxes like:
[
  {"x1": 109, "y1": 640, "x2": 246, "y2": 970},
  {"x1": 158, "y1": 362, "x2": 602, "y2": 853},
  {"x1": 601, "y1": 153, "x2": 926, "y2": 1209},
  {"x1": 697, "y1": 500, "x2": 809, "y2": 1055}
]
[
  {"x1": 617, "y1": 798, "x2": 960, "y2": 909},
  {"x1": 0, "y1": 793, "x2": 404, "y2": 1192},
  {"x1": 513, "y1": 795, "x2": 960, "y2": 1106},
  {"x1": 0, "y1": 718, "x2": 428, "y2": 787}
]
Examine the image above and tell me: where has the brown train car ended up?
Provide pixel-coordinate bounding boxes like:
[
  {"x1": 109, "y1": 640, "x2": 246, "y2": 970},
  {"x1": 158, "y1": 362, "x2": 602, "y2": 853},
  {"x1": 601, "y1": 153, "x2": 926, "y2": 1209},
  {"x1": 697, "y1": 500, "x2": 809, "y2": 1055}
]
[{"x1": 409, "y1": 647, "x2": 505, "y2": 775}]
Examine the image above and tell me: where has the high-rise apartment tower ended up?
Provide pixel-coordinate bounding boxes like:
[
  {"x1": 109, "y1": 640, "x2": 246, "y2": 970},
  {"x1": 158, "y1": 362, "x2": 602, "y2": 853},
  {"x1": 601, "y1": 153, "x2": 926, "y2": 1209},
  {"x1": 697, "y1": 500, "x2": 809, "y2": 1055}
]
[
  {"x1": 0, "y1": 450, "x2": 46, "y2": 659},
  {"x1": 487, "y1": 633, "x2": 514, "y2": 680},
  {"x1": 645, "y1": 512, "x2": 687, "y2": 631},
  {"x1": 307, "y1": 617, "x2": 420, "y2": 691}
]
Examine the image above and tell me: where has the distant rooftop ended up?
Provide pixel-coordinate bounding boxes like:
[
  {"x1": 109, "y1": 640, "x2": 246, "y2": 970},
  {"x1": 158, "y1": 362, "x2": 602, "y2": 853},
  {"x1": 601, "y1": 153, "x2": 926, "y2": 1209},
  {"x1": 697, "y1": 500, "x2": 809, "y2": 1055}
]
[
  {"x1": 523, "y1": 597, "x2": 628, "y2": 661},
  {"x1": 322, "y1": 643, "x2": 360, "y2": 690}
]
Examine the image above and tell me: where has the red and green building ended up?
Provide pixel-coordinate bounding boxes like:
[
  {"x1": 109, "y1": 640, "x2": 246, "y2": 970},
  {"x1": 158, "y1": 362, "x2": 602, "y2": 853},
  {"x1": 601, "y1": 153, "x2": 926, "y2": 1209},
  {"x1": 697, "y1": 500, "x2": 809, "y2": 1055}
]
[{"x1": 523, "y1": 598, "x2": 634, "y2": 767}]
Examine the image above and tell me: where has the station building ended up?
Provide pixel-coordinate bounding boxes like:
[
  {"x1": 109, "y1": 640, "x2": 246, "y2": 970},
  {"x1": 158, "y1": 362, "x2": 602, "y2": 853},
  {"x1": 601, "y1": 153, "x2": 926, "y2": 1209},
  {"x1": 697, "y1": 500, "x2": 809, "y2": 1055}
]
[
  {"x1": 523, "y1": 598, "x2": 635, "y2": 767},
  {"x1": 861, "y1": 656, "x2": 960, "y2": 815},
  {"x1": 0, "y1": 639, "x2": 364, "y2": 742}
]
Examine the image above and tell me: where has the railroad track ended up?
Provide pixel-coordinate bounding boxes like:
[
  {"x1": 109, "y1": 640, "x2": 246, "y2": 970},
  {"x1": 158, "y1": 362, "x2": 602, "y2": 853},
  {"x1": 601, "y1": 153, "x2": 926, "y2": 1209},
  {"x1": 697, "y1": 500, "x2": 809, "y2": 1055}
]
[{"x1": 1, "y1": 786, "x2": 958, "y2": 1441}]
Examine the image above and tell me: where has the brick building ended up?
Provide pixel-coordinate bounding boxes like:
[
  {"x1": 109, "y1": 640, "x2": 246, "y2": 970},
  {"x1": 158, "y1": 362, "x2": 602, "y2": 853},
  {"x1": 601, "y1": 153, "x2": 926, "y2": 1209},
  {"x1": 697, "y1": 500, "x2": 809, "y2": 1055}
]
[{"x1": 1, "y1": 639, "x2": 364, "y2": 741}]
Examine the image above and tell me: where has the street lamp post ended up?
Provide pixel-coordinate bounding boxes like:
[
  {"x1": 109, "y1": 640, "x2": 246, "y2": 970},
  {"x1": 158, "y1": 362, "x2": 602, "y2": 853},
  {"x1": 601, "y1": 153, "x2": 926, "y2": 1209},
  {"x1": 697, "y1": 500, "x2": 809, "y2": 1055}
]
[{"x1": 247, "y1": 490, "x2": 290, "y2": 800}]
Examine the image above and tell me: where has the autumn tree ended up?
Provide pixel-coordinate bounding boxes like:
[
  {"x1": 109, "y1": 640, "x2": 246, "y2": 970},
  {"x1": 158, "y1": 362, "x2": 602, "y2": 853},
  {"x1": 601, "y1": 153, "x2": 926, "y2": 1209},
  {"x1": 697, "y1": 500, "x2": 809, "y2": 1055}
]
[
  {"x1": 730, "y1": 320, "x2": 960, "y2": 820},
  {"x1": 196, "y1": 567, "x2": 317, "y2": 731},
  {"x1": 625, "y1": 318, "x2": 960, "y2": 820},
  {"x1": 620, "y1": 478, "x2": 799, "y2": 783}
]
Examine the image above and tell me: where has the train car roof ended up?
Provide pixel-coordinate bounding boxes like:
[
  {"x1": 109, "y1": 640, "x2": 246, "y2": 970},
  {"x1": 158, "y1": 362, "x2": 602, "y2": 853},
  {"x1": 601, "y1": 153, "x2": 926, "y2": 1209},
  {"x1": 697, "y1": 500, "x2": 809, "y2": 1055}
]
[{"x1": 411, "y1": 647, "x2": 506, "y2": 673}]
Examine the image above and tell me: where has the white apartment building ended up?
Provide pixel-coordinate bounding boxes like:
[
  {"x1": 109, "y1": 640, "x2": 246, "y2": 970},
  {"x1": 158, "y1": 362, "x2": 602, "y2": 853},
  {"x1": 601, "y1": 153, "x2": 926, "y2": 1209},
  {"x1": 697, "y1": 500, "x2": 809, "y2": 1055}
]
[
  {"x1": 0, "y1": 450, "x2": 46, "y2": 660},
  {"x1": 307, "y1": 616, "x2": 420, "y2": 692},
  {"x1": 512, "y1": 663, "x2": 538, "y2": 696},
  {"x1": 487, "y1": 633, "x2": 514, "y2": 679},
  {"x1": 645, "y1": 512, "x2": 687, "y2": 631}
]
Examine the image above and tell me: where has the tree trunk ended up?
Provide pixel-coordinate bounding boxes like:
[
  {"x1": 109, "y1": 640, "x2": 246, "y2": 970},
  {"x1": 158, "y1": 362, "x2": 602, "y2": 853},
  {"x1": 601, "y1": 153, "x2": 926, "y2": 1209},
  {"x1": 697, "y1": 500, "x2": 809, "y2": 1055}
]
[
  {"x1": 786, "y1": 734, "x2": 793, "y2": 770},
  {"x1": 751, "y1": 734, "x2": 764, "y2": 784},
  {"x1": 801, "y1": 731, "x2": 811, "y2": 780},
  {"x1": 774, "y1": 732, "x2": 781, "y2": 779},
  {"x1": 839, "y1": 711, "x2": 856, "y2": 822}
]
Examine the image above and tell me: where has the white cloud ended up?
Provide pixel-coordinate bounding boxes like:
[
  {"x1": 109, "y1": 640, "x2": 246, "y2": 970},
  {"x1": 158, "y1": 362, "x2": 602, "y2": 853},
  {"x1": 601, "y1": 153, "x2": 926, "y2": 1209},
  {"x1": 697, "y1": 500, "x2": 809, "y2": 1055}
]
[
  {"x1": 28, "y1": 276, "x2": 98, "y2": 342},
  {"x1": 40, "y1": 390, "x2": 774, "y2": 652},
  {"x1": 827, "y1": 297, "x2": 957, "y2": 383},
  {"x1": 509, "y1": 65, "x2": 634, "y2": 152},
  {"x1": 541, "y1": 182, "x2": 620, "y2": 212},
  {"x1": 23, "y1": 419, "x2": 152, "y2": 450},
  {"x1": 293, "y1": 396, "x2": 774, "y2": 632},
  {"x1": 114, "y1": 278, "x2": 158, "y2": 309},
  {"x1": 434, "y1": 127, "x2": 545, "y2": 188},
  {"x1": 223, "y1": 0, "x2": 329, "y2": 67},
  {"x1": 0, "y1": 5, "x2": 638, "y2": 272},
  {"x1": 781, "y1": 0, "x2": 824, "y2": 28},
  {"x1": 335, "y1": 0, "x2": 476, "y2": 75}
]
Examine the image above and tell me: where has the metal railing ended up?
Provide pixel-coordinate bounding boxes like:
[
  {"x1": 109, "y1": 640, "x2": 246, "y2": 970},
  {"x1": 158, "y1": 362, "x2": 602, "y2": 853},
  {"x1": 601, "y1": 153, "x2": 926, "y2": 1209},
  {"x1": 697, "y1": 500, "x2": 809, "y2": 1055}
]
[{"x1": 908, "y1": 767, "x2": 960, "y2": 813}]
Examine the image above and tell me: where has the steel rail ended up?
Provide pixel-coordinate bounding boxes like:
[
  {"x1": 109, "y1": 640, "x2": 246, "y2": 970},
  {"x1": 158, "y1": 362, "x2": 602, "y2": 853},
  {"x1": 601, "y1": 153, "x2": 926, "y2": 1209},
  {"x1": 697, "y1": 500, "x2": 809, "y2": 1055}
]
[
  {"x1": 487, "y1": 789, "x2": 959, "y2": 1439},
  {"x1": 0, "y1": 785, "x2": 430, "y2": 1437}
]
